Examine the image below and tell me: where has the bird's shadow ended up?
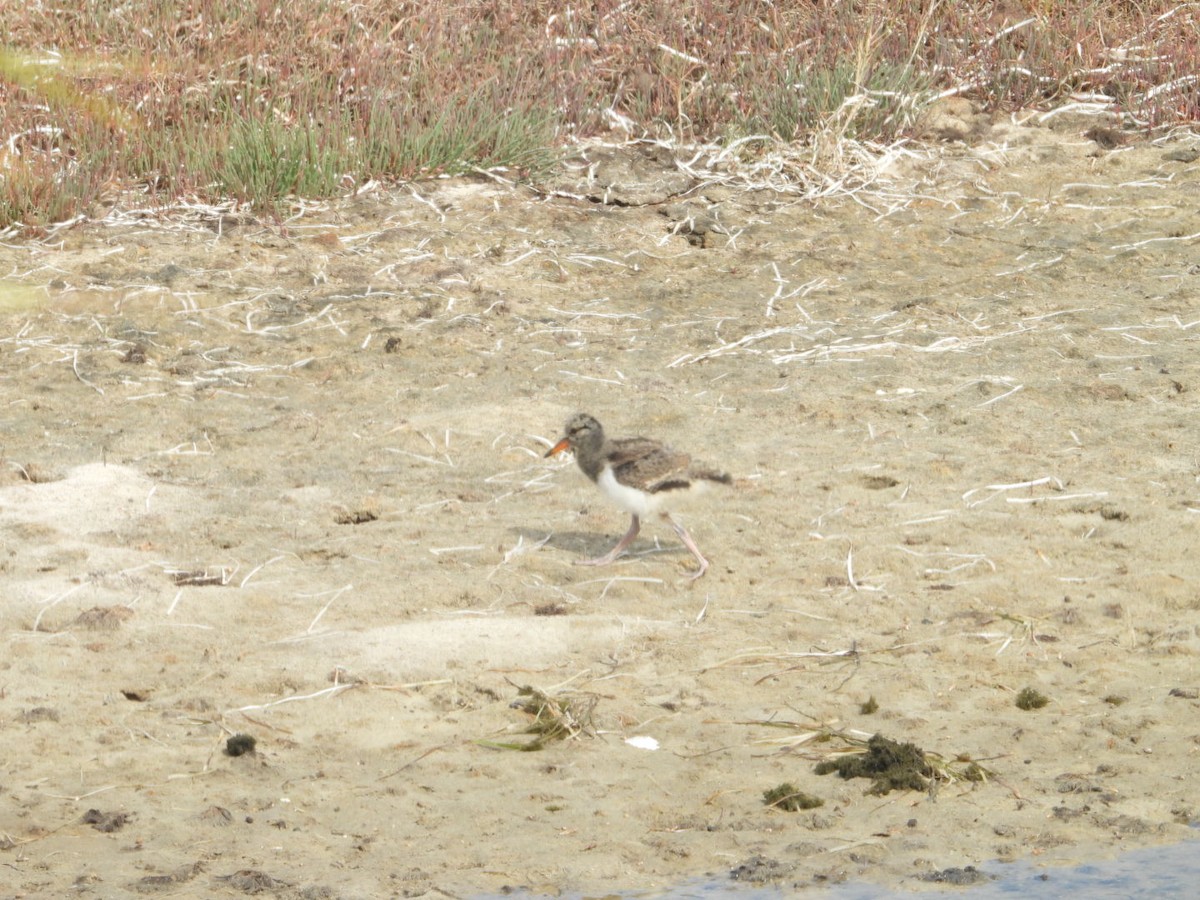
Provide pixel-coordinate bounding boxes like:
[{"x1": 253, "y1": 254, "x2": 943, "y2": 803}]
[{"x1": 509, "y1": 526, "x2": 683, "y2": 561}]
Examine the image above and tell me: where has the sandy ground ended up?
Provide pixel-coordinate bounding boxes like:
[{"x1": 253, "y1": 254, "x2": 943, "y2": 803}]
[{"x1": 1, "y1": 109, "x2": 1199, "y2": 898}]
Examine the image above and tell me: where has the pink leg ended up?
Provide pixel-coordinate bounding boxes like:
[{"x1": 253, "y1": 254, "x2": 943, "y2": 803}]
[
  {"x1": 576, "y1": 515, "x2": 640, "y2": 567},
  {"x1": 664, "y1": 513, "x2": 710, "y2": 580}
]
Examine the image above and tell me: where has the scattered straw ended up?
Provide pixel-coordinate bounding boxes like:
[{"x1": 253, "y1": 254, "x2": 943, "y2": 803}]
[
  {"x1": 225, "y1": 683, "x2": 355, "y2": 715},
  {"x1": 487, "y1": 533, "x2": 552, "y2": 581}
]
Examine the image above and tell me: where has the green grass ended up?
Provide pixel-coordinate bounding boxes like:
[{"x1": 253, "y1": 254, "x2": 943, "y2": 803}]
[
  {"x1": 217, "y1": 112, "x2": 348, "y2": 209},
  {"x1": 738, "y1": 58, "x2": 932, "y2": 143},
  {"x1": 356, "y1": 89, "x2": 559, "y2": 180}
]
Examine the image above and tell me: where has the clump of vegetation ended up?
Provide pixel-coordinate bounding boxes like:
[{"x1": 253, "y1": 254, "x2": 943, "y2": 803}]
[
  {"x1": 1016, "y1": 687, "x2": 1051, "y2": 710},
  {"x1": 815, "y1": 733, "x2": 933, "y2": 795},
  {"x1": 478, "y1": 684, "x2": 597, "y2": 752},
  {"x1": 762, "y1": 783, "x2": 823, "y2": 811},
  {"x1": 2, "y1": 2, "x2": 1198, "y2": 229},
  {"x1": 956, "y1": 755, "x2": 988, "y2": 783},
  {"x1": 919, "y1": 866, "x2": 991, "y2": 886},
  {"x1": 743, "y1": 718, "x2": 991, "y2": 793},
  {"x1": 1171, "y1": 805, "x2": 1196, "y2": 826},
  {"x1": 860, "y1": 696, "x2": 879, "y2": 714}
]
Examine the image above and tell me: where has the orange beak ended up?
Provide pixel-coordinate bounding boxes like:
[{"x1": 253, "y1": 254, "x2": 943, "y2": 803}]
[{"x1": 545, "y1": 437, "x2": 571, "y2": 458}]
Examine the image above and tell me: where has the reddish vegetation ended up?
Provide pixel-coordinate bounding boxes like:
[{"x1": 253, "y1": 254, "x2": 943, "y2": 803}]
[{"x1": 1, "y1": 1, "x2": 1197, "y2": 227}]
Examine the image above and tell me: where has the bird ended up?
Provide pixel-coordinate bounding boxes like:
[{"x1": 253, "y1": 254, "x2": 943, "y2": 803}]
[{"x1": 544, "y1": 412, "x2": 732, "y2": 579}]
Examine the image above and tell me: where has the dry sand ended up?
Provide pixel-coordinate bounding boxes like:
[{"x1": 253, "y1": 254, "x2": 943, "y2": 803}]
[{"x1": 1, "y1": 111, "x2": 1198, "y2": 897}]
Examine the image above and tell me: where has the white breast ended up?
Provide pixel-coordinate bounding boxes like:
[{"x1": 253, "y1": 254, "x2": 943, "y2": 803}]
[{"x1": 596, "y1": 465, "x2": 663, "y2": 517}]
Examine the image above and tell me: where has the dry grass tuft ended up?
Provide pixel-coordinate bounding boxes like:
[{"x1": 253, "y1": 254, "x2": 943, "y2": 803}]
[{"x1": 478, "y1": 682, "x2": 599, "y2": 751}]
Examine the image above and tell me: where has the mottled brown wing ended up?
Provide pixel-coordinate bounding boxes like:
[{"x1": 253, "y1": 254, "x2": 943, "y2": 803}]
[
  {"x1": 605, "y1": 437, "x2": 692, "y2": 492},
  {"x1": 685, "y1": 464, "x2": 732, "y2": 486}
]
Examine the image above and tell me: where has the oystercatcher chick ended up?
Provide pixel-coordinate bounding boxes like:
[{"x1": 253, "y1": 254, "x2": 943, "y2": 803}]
[{"x1": 545, "y1": 412, "x2": 732, "y2": 580}]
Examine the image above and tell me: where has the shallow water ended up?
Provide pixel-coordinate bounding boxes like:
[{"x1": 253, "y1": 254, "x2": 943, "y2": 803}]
[
  {"x1": 825, "y1": 840, "x2": 1200, "y2": 899},
  {"x1": 482, "y1": 839, "x2": 1200, "y2": 899}
]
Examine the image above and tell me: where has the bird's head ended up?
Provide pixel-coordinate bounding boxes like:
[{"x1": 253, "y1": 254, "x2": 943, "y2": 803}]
[{"x1": 545, "y1": 412, "x2": 601, "y2": 458}]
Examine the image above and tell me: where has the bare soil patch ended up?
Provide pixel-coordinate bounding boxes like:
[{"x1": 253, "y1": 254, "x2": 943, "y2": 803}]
[{"x1": 2, "y1": 118, "x2": 1199, "y2": 897}]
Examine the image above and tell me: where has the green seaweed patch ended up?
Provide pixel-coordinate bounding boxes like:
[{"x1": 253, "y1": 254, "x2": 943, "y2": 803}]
[
  {"x1": 814, "y1": 733, "x2": 932, "y2": 795},
  {"x1": 762, "y1": 783, "x2": 824, "y2": 811},
  {"x1": 1016, "y1": 687, "x2": 1050, "y2": 710},
  {"x1": 959, "y1": 760, "x2": 987, "y2": 782},
  {"x1": 476, "y1": 683, "x2": 597, "y2": 752}
]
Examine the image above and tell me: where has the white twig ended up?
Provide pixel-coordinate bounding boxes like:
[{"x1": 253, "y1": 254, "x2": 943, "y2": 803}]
[
  {"x1": 1007, "y1": 491, "x2": 1108, "y2": 504},
  {"x1": 226, "y1": 683, "x2": 355, "y2": 714},
  {"x1": 385, "y1": 448, "x2": 454, "y2": 467},
  {"x1": 33, "y1": 583, "x2": 85, "y2": 631},
  {"x1": 488, "y1": 534, "x2": 552, "y2": 580},
  {"x1": 72, "y1": 349, "x2": 104, "y2": 394},
  {"x1": 962, "y1": 476, "x2": 1062, "y2": 506},
  {"x1": 306, "y1": 584, "x2": 353, "y2": 633},
  {"x1": 166, "y1": 589, "x2": 184, "y2": 616},
  {"x1": 657, "y1": 43, "x2": 705, "y2": 66},
  {"x1": 1111, "y1": 230, "x2": 1200, "y2": 251},
  {"x1": 240, "y1": 555, "x2": 287, "y2": 588},
  {"x1": 976, "y1": 383, "x2": 1024, "y2": 408}
]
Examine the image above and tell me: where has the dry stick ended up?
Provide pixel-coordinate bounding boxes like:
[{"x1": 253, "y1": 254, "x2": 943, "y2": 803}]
[
  {"x1": 562, "y1": 254, "x2": 632, "y2": 269},
  {"x1": 1111, "y1": 229, "x2": 1200, "y2": 251},
  {"x1": 845, "y1": 547, "x2": 882, "y2": 592},
  {"x1": 32, "y1": 582, "x2": 85, "y2": 631},
  {"x1": 305, "y1": 583, "x2": 353, "y2": 633},
  {"x1": 385, "y1": 447, "x2": 453, "y2": 467},
  {"x1": 224, "y1": 683, "x2": 355, "y2": 715},
  {"x1": 975, "y1": 383, "x2": 1024, "y2": 407},
  {"x1": 759, "y1": 643, "x2": 862, "y2": 690},
  {"x1": 71, "y1": 349, "x2": 103, "y2": 394},
  {"x1": 5, "y1": 785, "x2": 132, "y2": 848},
  {"x1": 38, "y1": 783, "x2": 118, "y2": 802},
  {"x1": 1008, "y1": 491, "x2": 1107, "y2": 504},
  {"x1": 236, "y1": 712, "x2": 293, "y2": 735},
  {"x1": 765, "y1": 262, "x2": 797, "y2": 318},
  {"x1": 487, "y1": 533, "x2": 551, "y2": 581},
  {"x1": 895, "y1": 545, "x2": 996, "y2": 575},
  {"x1": 408, "y1": 187, "x2": 445, "y2": 222},
  {"x1": 165, "y1": 589, "x2": 184, "y2": 616},
  {"x1": 703, "y1": 647, "x2": 858, "y2": 672},
  {"x1": 240, "y1": 554, "x2": 288, "y2": 588},
  {"x1": 547, "y1": 306, "x2": 643, "y2": 319},
  {"x1": 153, "y1": 438, "x2": 215, "y2": 456},
  {"x1": 557, "y1": 370, "x2": 625, "y2": 386},
  {"x1": 377, "y1": 744, "x2": 452, "y2": 781},
  {"x1": 961, "y1": 475, "x2": 1062, "y2": 507},
  {"x1": 669, "y1": 324, "x2": 799, "y2": 367},
  {"x1": 573, "y1": 576, "x2": 665, "y2": 600}
]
